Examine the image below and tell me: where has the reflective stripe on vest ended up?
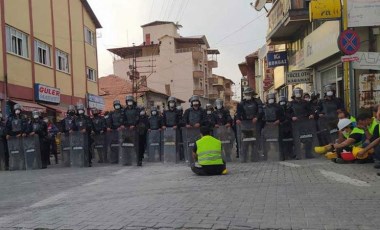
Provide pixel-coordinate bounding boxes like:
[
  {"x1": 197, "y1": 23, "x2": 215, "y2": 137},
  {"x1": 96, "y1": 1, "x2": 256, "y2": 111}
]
[
  {"x1": 350, "y1": 127, "x2": 365, "y2": 147},
  {"x1": 196, "y1": 136, "x2": 223, "y2": 166}
]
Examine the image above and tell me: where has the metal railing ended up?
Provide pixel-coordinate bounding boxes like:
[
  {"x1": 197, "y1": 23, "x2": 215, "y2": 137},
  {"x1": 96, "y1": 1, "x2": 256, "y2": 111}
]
[
  {"x1": 267, "y1": 0, "x2": 307, "y2": 33},
  {"x1": 175, "y1": 47, "x2": 202, "y2": 53}
]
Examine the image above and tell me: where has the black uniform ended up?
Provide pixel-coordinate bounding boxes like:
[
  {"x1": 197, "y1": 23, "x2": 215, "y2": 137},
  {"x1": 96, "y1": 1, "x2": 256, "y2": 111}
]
[
  {"x1": 108, "y1": 109, "x2": 125, "y2": 130},
  {"x1": 148, "y1": 114, "x2": 163, "y2": 130},
  {"x1": 60, "y1": 115, "x2": 76, "y2": 134},
  {"x1": 6, "y1": 114, "x2": 28, "y2": 137},
  {"x1": 163, "y1": 109, "x2": 180, "y2": 127},
  {"x1": 137, "y1": 114, "x2": 149, "y2": 163},
  {"x1": 92, "y1": 115, "x2": 107, "y2": 134},
  {"x1": 204, "y1": 112, "x2": 217, "y2": 129},
  {"x1": 182, "y1": 108, "x2": 206, "y2": 126},
  {"x1": 318, "y1": 97, "x2": 345, "y2": 118},
  {"x1": 27, "y1": 118, "x2": 49, "y2": 168},
  {"x1": 0, "y1": 120, "x2": 8, "y2": 170},
  {"x1": 74, "y1": 114, "x2": 93, "y2": 166},
  {"x1": 262, "y1": 103, "x2": 284, "y2": 123},
  {"x1": 236, "y1": 99, "x2": 261, "y2": 121},
  {"x1": 279, "y1": 103, "x2": 293, "y2": 160},
  {"x1": 124, "y1": 106, "x2": 140, "y2": 128},
  {"x1": 214, "y1": 108, "x2": 233, "y2": 126}
]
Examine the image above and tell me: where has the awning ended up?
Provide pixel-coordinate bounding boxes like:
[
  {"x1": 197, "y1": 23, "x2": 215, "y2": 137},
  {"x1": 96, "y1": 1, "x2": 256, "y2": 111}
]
[
  {"x1": 10, "y1": 99, "x2": 46, "y2": 113},
  {"x1": 39, "y1": 103, "x2": 66, "y2": 113}
]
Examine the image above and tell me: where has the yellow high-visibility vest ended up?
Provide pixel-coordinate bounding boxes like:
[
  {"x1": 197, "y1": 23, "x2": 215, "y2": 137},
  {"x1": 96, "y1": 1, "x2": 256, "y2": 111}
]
[{"x1": 196, "y1": 135, "x2": 223, "y2": 166}]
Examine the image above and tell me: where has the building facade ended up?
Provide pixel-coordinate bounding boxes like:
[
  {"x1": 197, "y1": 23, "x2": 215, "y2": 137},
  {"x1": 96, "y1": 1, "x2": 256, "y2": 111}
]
[
  {"x1": 0, "y1": 0, "x2": 101, "y2": 119},
  {"x1": 108, "y1": 21, "x2": 233, "y2": 109}
]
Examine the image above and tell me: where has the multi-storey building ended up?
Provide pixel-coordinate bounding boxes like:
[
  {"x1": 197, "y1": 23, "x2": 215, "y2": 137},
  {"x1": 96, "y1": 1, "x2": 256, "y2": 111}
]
[
  {"x1": 108, "y1": 21, "x2": 231, "y2": 109},
  {"x1": 0, "y1": 0, "x2": 102, "y2": 119},
  {"x1": 208, "y1": 74, "x2": 234, "y2": 110}
]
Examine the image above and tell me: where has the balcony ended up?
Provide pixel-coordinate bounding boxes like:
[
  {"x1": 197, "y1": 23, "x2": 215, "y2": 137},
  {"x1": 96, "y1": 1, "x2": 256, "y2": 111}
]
[
  {"x1": 176, "y1": 47, "x2": 203, "y2": 60},
  {"x1": 193, "y1": 70, "x2": 204, "y2": 79},
  {"x1": 193, "y1": 88, "x2": 204, "y2": 96},
  {"x1": 212, "y1": 78, "x2": 224, "y2": 88},
  {"x1": 267, "y1": 0, "x2": 309, "y2": 44},
  {"x1": 208, "y1": 89, "x2": 219, "y2": 99},
  {"x1": 224, "y1": 88, "x2": 233, "y2": 96},
  {"x1": 208, "y1": 60, "x2": 218, "y2": 68}
]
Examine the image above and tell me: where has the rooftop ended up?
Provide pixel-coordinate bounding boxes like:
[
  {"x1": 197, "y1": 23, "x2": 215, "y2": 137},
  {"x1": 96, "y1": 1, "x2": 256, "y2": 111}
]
[
  {"x1": 81, "y1": 0, "x2": 102, "y2": 28},
  {"x1": 141, "y1": 21, "x2": 182, "y2": 28}
]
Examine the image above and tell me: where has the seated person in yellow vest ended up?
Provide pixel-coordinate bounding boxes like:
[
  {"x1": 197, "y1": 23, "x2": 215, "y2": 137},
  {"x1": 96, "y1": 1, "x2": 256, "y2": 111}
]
[
  {"x1": 191, "y1": 126, "x2": 227, "y2": 176},
  {"x1": 332, "y1": 112, "x2": 374, "y2": 164},
  {"x1": 358, "y1": 121, "x2": 380, "y2": 170},
  {"x1": 337, "y1": 111, "x2": 357, "y2": 144}
]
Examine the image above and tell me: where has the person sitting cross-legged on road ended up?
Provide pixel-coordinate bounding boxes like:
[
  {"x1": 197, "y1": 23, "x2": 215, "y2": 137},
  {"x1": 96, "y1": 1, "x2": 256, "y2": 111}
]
[{"x1": 191, "y1": 126, "x2": 227, "y2": 176}]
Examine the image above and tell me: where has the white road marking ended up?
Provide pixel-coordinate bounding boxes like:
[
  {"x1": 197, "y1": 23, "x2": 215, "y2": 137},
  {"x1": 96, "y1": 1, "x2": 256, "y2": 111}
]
[
  {"x1": 319, "y1": 170, "x2": 370, "y2": 187},
  {"x1": 112, "y1": 168, "x2": 129, "y2": 175},
  {"x1": 278, "y1": 162, "x2": 301, "y2": 168},
  {"x1": 30, "y1": 192, "x2": 69, "y2": 208},
  {"x1": 83, "y1": 178, "x2": 107, "y2": 186}
]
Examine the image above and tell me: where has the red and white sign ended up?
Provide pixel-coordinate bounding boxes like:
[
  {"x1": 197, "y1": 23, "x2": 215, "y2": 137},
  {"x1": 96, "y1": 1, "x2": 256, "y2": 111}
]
[
  {"x1": 341, "y1": 55, "x2": 360, "y2": 62},
  {"x1": 35, "y1": 84, "x2": 61, "y2": 103}
]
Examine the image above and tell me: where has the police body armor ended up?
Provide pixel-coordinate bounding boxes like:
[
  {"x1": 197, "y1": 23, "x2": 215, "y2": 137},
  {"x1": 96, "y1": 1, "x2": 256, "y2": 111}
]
[
  {"x1": 11, "y1": 118, "x2": 22, "y2": 133},
  {"x1": 64, "y1": 117, "x2": 75, "y2": 132},
  {"x1": 92, "y1": 117, "x2": 105, "y2": 133},
  {"x1": 0, "y1": 124, "x2": 6, "y2": 137},
  {"x1": 75, "y1": 116, "x2": 88, "y2": 130},
  {"x1": 215, "y1": 110, "x2": 226, "y2": 125},
  {"x1": 149, "y1": 116, "x2": 160, "y2": 130},
  {"x1": 111, "y1": 110, "x2": 124, "y2": 128},
  {"x1": 189, "y1": 109, "x2": 202, "y2": 126},
  {"x1": 291, "y1": 101, "x2": 308, "y2": 117},
  {"x1": 264, "y1": 105, "x2": 277, "y2": 122},
  {"x1": 125, "y1": 109, "x2": 138, "y2": 126},
  {"x1": 322, "y1": 99, "x2": 338, "y2": 118},
  {"x1": 32, "y1": 122, "x2": 41, "y2": 133},
  {"x1": 165, "y1": 110, "x2": 177, "y2": 127},
  {"x1": 243, "y1": 101, "x2": 257, "y2": 120}
]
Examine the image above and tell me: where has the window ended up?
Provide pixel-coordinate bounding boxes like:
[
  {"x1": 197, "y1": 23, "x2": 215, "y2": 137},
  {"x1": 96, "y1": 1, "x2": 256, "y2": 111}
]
[
  {"x1": 5, "y1": 25, "x2": 28, "y2": 58},
  {"x1": 84, "y1": 27, "x2": 95, "y2": 45},
  {"x1": 34, "y1": 40, "x2": 51, "y2": 66},
  {"x1": 86, "y1": 67, "x2": 96, "y2": 81},
  {"x1": 56, "y1": 49, "x2": 69, "y2": 73}
]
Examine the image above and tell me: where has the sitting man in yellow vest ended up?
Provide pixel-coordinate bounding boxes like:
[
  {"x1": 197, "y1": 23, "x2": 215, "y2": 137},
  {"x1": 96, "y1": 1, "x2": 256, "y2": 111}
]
[
  {"x1": 191, "y1": 126, "x2": 227, "y2": 176},
  {"x1": 332, "y1": 112, "x2": 374, "y2": 164}
]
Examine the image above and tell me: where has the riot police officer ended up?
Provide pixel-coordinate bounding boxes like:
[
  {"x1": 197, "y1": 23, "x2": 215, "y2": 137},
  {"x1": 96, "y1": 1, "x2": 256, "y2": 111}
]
[
  {"x1": 263, "y1": 93, "x2": 283, "y2": 125},
  {"x1": 318, "y1": 85, "x2": 345, "y2": 118},
  {"x1": 6, "y1": 104, "x2": 28, "y2": 139},
  {"x1": 60, "y1": 105, "x2": 76, "y2": 134},
  {"x1": 107, "y1": 100, "x2": 125, "y2": 131},
  {"x1": 214, "y1": 99, "x2": 232, "y2": 127},
  {"x1": 278, "y1": 96, "x2": 293, "y2": 160},
  {"x1": 124, "y1": 95, "x2": 140, "y2": 129},
  {"x1": 204, "y1": 103, "x2": 216, "y2": 129},
  {"x1": 162, "y1": 97, "x2": 180, "y2": 129},
  {"x1": 137, "y1": 106, "x2": 149, "y2": 166},
  {"x1": 148, "y1": 106, "x2": 162, "y2": 130},
  {"x1": 27, "y1": 110, "x2": 49, "y2": 168},
  {"x1": 0, "y1": 112, "x2": 9, "y2": 170},
  {"x1": 236, "y1": 87, "x2": 262, "y2": 124},
  {"x1": 91, "y1": 108, "x2": 107, "y2": 163},
  {"x1": 74, "y1": 104, "x2": 93, "y2": 167},
  {"x1": 183, "y1": 95, "x2": 206, "y2": 128}
]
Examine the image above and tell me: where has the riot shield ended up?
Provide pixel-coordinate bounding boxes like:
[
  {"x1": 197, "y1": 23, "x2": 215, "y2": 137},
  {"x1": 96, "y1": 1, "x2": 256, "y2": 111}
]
[
  {"x1": 214, "y1": 126, "x2": 235, "y2": 162},
  {"x1": 181, "y1": 127, "x2": 201, "y2": 165},
  {"x1": 93, "y1": 133, "x2": 107, "y2": 163},
  {"x1": 147, "y1": 130, "x2": 161, "y2": 162},
  {"x1": 23, "y1": 135, "x2": 42, "y2": 170},
  {"x1": 119, "y1": 129, "x2": 138, "y2": 166},
  {"x1": 162, "y1": 128, "x2": 178, "y2": 163},
  {"x1": 292, "y1": 117, "x2": 317, "y2": 159},
  {"x1": 107, "y1": 130, "x2": 120, "y2": 164},
  {"x1": 60, "y1": 134, "x2": 71, "y2": 167},
  {"x1": 7, "y1": 136, "x2": 25, "y2": 171},
  {"x1": 317, "y1": 117, "x2": 339, "y2": 146},
  {"x1": 70, "y1": 131, "x2": 89, "y2": 167},
  {"x1": 0, "y1": 140, "x2": 6, "y2": 170},
  {"x1": 237, "y1": 120, "x2": 260, "y2": 162},
  {"x1": 262, "y1": 123, "x2": 281, "y2": 161}
]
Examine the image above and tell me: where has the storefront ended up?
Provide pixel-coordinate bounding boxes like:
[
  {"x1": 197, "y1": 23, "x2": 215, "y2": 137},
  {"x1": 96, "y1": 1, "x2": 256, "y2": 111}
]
[
  {"x1": 34, "y1": 83, "x2": 65, "y2": 122},
  {"x1": 304, "y1": 21, "x2": 341, "y2": 98},
  {"x1": 87, "y1": 93, "x2": 105, "y2": 113}
]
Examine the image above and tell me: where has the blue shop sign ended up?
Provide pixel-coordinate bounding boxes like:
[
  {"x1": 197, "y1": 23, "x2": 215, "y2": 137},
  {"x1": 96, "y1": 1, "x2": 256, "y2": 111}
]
[
  {"x1": 87, "y1": 93, "x2": 104, "y2": 110},
  {"x1": 267, "y1": 51, "x2": 288, "y2": 68}
]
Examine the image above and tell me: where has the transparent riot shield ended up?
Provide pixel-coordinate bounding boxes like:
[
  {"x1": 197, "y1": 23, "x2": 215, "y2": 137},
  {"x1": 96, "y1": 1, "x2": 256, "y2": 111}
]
[
  {"x1": 70, "y1": 131, "x2": 89, "y2": 167},
  {"x1": 119, "y1": 129, "x2": 138, "y2": 166},
  {"x1": 93, "y1": 133, "x2": 107, "y2": 163},
  {"x1": 0, "y1": 140, "x2": 6, "y2": 171},
  {"x1": 317, "y1": 117, "x2": 339, "y2": 146},
  {"x1": 7, "y1": 136, "x2": 25, "y2": 171},
  {"x1": 23, "y1": 135, "x2": 42, "y2": 170},
  {"x1": 181, "y1": 127, "x2": 201, "y2": 165},
  {"x1": 147, "y1": 130, "x2": 161, "y2": 162},
  {"x1": 292, "y1": 117, "x2": 317, "y2": 159},
  {"x1": 214, "y1": 126, "x2": 235, "y2": 162},
  {"x1": 262, "y1": 123, "x2": 281, "y2": 161},
  {"x1": 162, "y1": 128, "x2": 178, "y2": 163},
  {"x1": 60, "y1": 133, "x2": 71, "y2": 167},
  {"x1": 237, "y1": 120, "x2": 260, "y2": 162},
  {"x1": 107, "y1": 130, "x2": 120, "y2": 164}
]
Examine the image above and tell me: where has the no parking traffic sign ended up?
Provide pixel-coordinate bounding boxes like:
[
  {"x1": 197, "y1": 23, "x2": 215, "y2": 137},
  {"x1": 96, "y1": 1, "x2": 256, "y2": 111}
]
[{"x1": 338, "y1": 30, "x2": 360, "y2": 55}]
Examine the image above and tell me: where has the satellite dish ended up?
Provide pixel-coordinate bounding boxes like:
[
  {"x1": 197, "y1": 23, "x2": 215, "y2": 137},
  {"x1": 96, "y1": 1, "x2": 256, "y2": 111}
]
[{"x1": 253, "y1": 0, "x2": 267, "y2": 12}]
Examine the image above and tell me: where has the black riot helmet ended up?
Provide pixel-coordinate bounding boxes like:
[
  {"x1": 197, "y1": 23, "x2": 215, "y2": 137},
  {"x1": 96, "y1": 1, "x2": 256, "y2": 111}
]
[
  {"x1": 91, "y1": 108, "x2": 99, "y2": 116},
  {"x1": 189, "y1": 95, "x2": 201, "y2": 108},
  {"x1": 13, "y1": 104, "x2": 22, "y2": 115},
  {"x1": 279, "y1": 95, "x2": 287, "y2": 106},
  {"x1": 293, "y1": 88, "x2": 303, "y2": 99},
  {"x1": 168, "y1": 96, "x2": 177, "y2": 109},
  {"x1": 243, "y1": 87, "x2": 257, "y2": 100},
  {"x1": 32, "y1": 110, "x2": 41, "y2": 119},
  {"x1": 126, "y1": 95, "x2": 135, "y2": 106},
  {"x1": 67, "y1": 105, "x2": 76, "y2": 116},
  {"x1": 215, "y1": 98, "x2": 224, "y2": 110},
  {"x1": 151, "y1": 106, "x2": 158, "y2": 116},
  {"x1": 267, "y1": 93, "x2": 276, "y2": 104},
  {"x1": 113, "y1": 100, "x2": 121, "y2": 110},
  {"x1": 324, "y1": 84, "x2": 335, "y2": 97},
  {"x1": 77, "y1": 104, "x2": 85, "y2": 115}
]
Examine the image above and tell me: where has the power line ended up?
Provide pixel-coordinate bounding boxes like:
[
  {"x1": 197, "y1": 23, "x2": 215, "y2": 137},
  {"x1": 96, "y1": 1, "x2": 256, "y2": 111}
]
[
  {"x1": 175, "y1": 0, "x2": 186, "y2": 22},
  {"x1": 178, "y1": 0, "x2": 190, "y2": 22},
  {"x1": 159, "y1": 0, "x2": 167, "y2": 19},
  {"x1": 149, "y1": 0, "x2": 155, "y2": 21},
  {"x1": 166, "y1": 0, "x2": 176, "y2": 20}
]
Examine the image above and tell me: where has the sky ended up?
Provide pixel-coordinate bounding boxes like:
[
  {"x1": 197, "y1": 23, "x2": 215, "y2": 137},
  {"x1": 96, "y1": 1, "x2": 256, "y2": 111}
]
[{"x1": 87, "y1": 0, "x2": 269, "y2": 100}]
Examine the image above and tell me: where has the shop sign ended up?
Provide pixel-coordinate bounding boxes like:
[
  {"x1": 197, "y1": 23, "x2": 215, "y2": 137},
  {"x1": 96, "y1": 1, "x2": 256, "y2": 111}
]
[
  {"x1": 286, "y1": 70, "x2": 312, "y2": 85},
  {"x1": 267, "y1": 51, "x2": 288, "y2": 68},
  {"x1": 348, "y1": 52, "x2": 380, "y2": 70},
  {"x1": 341, "y1": 55, "x2": 359, "y2": 62},
  {"x1": 34, "y1": 84, "x2": 60, "y2": 104},
  {"x1": 309, "y1": 0, "x2": 341, "y2": 21},
  {"x1": 359, "y1": 74, "x2": 380, "y2": 109},
  {"x1": 348, "y1": 0, "x2": 380, "y2": 27},
  {"x1": 304, "y1": 21, "x2": 340, "y2": 67},
  {"x1": 87, "y1": 93, "x2": 104, "y2": 110}
]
